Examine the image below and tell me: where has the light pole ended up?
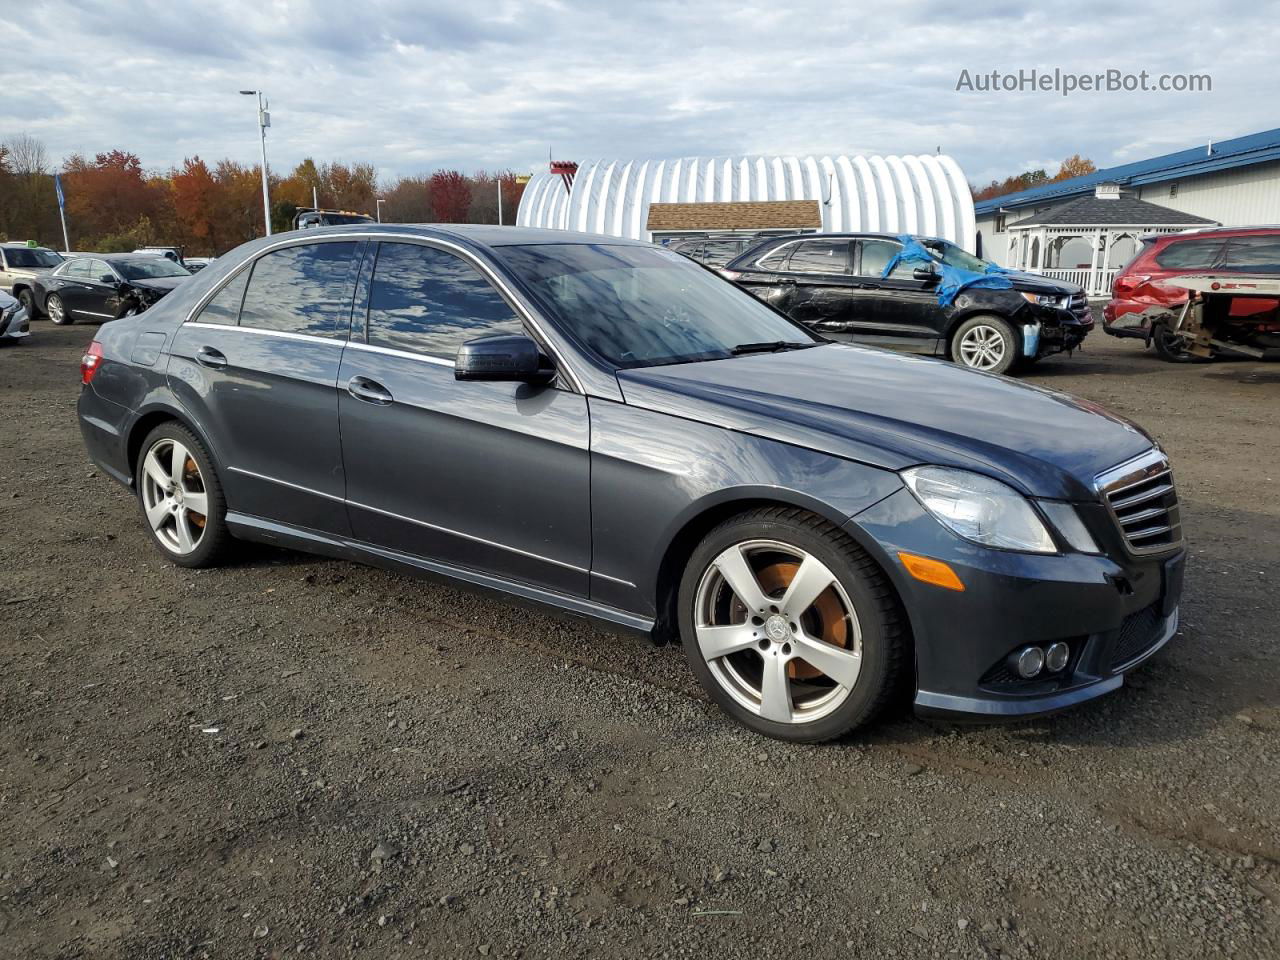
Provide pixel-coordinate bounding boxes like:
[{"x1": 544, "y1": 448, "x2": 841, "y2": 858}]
[
  {"x1": 240, "y1": 90, "x2": 272, "y2": 236},
  {"x1": 376, "y1": 198, "x2": 386, "y2": 223}
]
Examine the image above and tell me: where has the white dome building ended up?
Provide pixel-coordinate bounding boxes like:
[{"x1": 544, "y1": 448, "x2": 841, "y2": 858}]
[{"x1": 516, "y1": 154, "x2": 976, "y2": 252}]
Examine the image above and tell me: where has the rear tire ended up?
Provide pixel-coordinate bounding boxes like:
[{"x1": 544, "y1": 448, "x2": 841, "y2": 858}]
[
  {"x1": 135, "y1": 422, "x2": 235, "y2": 568},
  {"x1": 950, "y1": 315, "x2": 1018, "y2": 374},
  {"x1": 47, "y1": 293, "x2": 72, "y2": 325},
  {"x1": 678, "y1": 507, "x2": 907, "y2": 742},
  {"x1": 1153, "y1": 324, "x2": 1210, "y2": 363}
]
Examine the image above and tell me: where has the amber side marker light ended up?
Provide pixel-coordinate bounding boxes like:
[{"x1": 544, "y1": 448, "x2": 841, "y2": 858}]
[{"x1": 897, "y1": 552, "x2": 965, "y2": 592}]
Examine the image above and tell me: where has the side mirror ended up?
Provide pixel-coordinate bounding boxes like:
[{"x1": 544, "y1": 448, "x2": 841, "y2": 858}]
[
  {"x1": 912, "y1": 265, "x2": 940, "y2": 283},
  {"x1": 101, "y1": 274, "x2": 118, "y2": 285},
  {"x1": 455, "y1": 334, "x2": 555, "y2": 385}
]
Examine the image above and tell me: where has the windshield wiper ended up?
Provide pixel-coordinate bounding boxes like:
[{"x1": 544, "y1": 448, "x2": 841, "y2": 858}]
[{"x1": 729, "y1": 340, "x2": 820, "y2": 355}]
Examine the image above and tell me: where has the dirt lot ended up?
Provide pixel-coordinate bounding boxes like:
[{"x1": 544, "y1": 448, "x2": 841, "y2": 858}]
[{"x1": 1, "y1": 321, "x2": 1278, "y2": 959}]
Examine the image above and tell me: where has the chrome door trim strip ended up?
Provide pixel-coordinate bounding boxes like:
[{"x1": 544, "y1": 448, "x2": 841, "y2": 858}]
[
  {"x1": 181, "y1": 230, "x2": 585, "y2": 393},
  {"x1": 591, "y1": 570, "x2": 637, "y2": 588},
  {"x1": 184, "y1": 321, "x2": 346, "y2": 346},
  {"x1": 226, "y1": 465, "x2": 588, "y2": 575},
  {"x1": 343, "y1": 340, "x2": 453, "y2": 367}
]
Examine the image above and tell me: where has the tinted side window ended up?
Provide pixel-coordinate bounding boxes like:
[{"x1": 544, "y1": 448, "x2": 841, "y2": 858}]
[
  {"x1": 787, "y1": 240, "x2": 850, "y2": 275},
  {"x1": 1221, "y1": 235, "x2": 1280, "y2": 274},
  {"x1": 63, "y1": 258, "x2": 91, "y2": 278},
  {"x1": 755, "y1": 244, "x2": 794, "y2": 271},
  {"x1": 194, "y1": 269, "x2": 251, "y2": 325},
  {"x1": 365, "y1": 242, "x2": 524, "y2": 359},
  {"x1": 88, "y1": 260, "x2": 114, "y2": 283},
  {"x1": 701, "y1": 241, "x2": 743, "y2": 266},
  {"x1": 1154, "y1": 238, "x2": 1225, "y2": 270},
  {"x1": 239, "y1": 242, "x2": 358, "y2": 338},
  {"x1": 859, "y1": 240, "x2": 901, "y2": 277}
]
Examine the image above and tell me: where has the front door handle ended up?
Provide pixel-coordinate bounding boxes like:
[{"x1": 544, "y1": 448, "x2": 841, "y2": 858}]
[
  {"x1": 347, "y1": 376, "x2": 394, "y2": 405},
  {"x1": 195, "y1": 346, "x2": 228, "y2": 369}
]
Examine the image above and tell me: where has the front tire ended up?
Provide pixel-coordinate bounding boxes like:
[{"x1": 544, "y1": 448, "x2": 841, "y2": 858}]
[
  {"x1": 678, "y1": 507, "x2": 906, "y2": 742},
  {"x1": 950, "y1": 315, "x2": 1017, "y2": 374},
  {"x1": 16, "y1": 288, "x2": 37, "y2": 319},
  {"x1": 47, "y1": 293, "x2": 72, "y2": 325},
  {"x1": 136, "y1": 422, "x2": 234, "y2": 568}
]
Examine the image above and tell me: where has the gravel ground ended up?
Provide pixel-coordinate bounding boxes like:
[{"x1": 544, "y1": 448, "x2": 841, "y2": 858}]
[{"x1": 1, "y1": 321, "x2": 1277, "y2": 959}]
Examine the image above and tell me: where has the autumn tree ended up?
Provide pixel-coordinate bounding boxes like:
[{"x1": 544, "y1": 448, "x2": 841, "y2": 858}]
[
  {"x1": 429, "y1": 170, "x2": 472, "y2": 222},
  {"x1": 172, "y1": 157, "x2": 220, "y2": 254},
  {"x1": 382, "y1": 175, "x2": 433, "y2": 223},
  {"x1": 973, "y1": 155, "x2": 1097, "y2": 201},
  {"x1": 1051, "y1": 154, "x2": 1097, "y2": 182}
]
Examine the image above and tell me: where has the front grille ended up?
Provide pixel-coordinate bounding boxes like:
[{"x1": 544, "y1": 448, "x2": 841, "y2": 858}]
[
  {"x1": 1110, "y1": 603, "x2": 1165, "y2": 670},
  {"x1": 1097, "y1": 449, "x2": 1182, "y2": 554},
  {"x1": 1069, "y1": 292, "x2": 1090, "y2": 320}
]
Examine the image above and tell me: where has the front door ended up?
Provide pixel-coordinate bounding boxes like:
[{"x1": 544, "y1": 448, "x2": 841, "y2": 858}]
[
  {"x1": 167, "y1": 240, "x2": 360, "y2": 536},
  {"x1": 846, "y1": 239, "x2": 948, "y2": 353},
  {"x1": 337, "y1": 240, "x2": 591, "y2": 597},
  {"x1": 76, "y1": 259, "x2": 123, "y2": 321}
]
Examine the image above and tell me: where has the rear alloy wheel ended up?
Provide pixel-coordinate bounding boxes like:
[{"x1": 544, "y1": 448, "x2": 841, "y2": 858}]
[
  {"x1": 47, "y1": 293, "x2": 72, "y2": 325},
  {"x1": 1153, "y1": 324, "x2": 1210, "y2": 363},
  {"x1": 679, "y1": 508, "x2": 905, "y2": 742},
  {"x1": 136, "y1": 423, "x2": 233, "y2": 567},
  {"x1": 951, "y1": 315, "x2": 1017, "y2": 374}
]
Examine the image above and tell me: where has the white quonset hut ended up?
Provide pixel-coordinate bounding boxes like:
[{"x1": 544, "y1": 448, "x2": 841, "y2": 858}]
[{"x1": 516, "y1": 155, "x2": 977, "y2": 252}]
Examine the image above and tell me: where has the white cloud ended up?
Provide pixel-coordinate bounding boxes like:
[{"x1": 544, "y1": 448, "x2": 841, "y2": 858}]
[{"x1": 1, "y1": 0, "x2": 1274, "y2": 188}]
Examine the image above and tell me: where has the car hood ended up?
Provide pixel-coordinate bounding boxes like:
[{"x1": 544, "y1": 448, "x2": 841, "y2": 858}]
[
  {"x1": 616, "y1": 344, "x2": 1153, "y2": 500},
  {"x1": 129, "y1": 276, "x2": 187, "y2": 293},
  {"x1": 1005, "y1": 271, "x2": 1083, "y2": 296}
]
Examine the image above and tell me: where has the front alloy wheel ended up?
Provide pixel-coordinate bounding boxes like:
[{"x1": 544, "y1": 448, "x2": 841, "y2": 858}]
[
  {"x1": 679, "y1": 508, "x2": 906, "y2": 742},
  {"x1": 952, "y1": 316, "x2": 1017, "y2": 374}
]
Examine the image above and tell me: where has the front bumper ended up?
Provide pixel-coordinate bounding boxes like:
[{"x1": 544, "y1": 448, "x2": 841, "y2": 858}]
[
  {"x1": 847, "y1": 488, "x2": 1185, "y2": 721},
  {"x1": 1032, "y1": 304, "x2": 1093, "y2": 355}
]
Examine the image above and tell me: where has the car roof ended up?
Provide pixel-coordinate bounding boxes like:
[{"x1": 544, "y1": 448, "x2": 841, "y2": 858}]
[
  {"x1": 1143, "y1": 225, "x2": 1280, "y2": 241},
  {"x1": 1, "y1": 242, "x2": 58, "y2": 250},
  {"x1": 283, "y1": 223, "x2": 651, "y2": 248}
]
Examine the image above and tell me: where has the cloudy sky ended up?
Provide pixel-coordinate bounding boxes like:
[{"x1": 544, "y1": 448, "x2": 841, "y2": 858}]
[{"x1": 4, "y1": 0, "x2": 1276, "y2": 188}]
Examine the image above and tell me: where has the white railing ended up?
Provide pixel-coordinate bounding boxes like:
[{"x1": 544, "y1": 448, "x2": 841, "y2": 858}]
[{"x1": 1028, "y1": 267, "x2": 1119, "y2": 298}]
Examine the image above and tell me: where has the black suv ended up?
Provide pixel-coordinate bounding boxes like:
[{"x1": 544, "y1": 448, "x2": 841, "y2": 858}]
[{"x1": 721, "y1": 233, "x2": 1093, "y2": 374}]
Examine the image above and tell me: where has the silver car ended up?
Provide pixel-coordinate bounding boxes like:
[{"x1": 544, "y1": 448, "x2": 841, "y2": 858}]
[
  {"x1": 0, "y1": 290, "x2": 30, "y2": 342},
  {"x1": 0, "y1": 243, "x2": 64, "y2": 317}
]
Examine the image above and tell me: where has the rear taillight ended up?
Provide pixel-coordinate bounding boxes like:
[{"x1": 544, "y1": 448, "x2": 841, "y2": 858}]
[
  {"x1": 1113, "y1": 274, "x2": 1150, "y2": 296},
  {"x1": 81, "y1": 341, "x2": 104, "y2": 384}
]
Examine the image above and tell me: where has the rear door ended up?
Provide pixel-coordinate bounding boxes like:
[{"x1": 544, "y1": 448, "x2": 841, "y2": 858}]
[
  {"x1": 779, "y1": 238, "x2": 857, "y2": 337},
  {"x1": 732, "y1": 240, "x2": 803, "y2": 313},
  {"x1": 337, "y1": 240, "x2": 591, "y2": 597},
  {"x1": 52, "y1": 258, "x2": 96, "y2": 318},
  {"x1": 847, "y1": 238, "x2": 947, "y2": 352},
  {"x1": 167, "y1": 239, "x2": 360, "y2": 535}
]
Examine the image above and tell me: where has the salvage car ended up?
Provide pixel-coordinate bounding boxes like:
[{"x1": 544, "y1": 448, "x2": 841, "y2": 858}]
[
  {"x1": 0, "y1": 242, "x2": 63, "y2": 318},
  {"x1": 1103, "y1": 227, "x2": 1280, "y2": 361},
  {"x1": 30, "y1": 254, "x2": 191, "y2": 324},
  {"x1": 77, "y1": 225, "x2": 1184, "y2": 742},
  {"x1": 720, "y1": 233, "x2": 1093, "y2": 374},
  {"x1": 0, "y1": 290, "x2": 30, "y2": 343}
]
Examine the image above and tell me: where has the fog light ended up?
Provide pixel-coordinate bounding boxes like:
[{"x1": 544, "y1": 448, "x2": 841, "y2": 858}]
[
  {"x1": 1045, "y1": 642, "x2": 1070, "y2": 673},
  {"x1": 1014, "y1": 646, "x2": 1045, "y2": 679}
]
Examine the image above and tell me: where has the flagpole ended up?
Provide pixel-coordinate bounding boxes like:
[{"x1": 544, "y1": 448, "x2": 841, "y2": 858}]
[{"x1": 54, "y1": 174, "x2": 70, "y2": 252}]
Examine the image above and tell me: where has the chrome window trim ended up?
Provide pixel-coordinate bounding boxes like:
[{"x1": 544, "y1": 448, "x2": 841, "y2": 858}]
[
  {"x1": 183, "y1": 321, "x2": 346, "y2": 346},
  {"x1": 226, "y1": 465, "x2": 587, "y2": 574},
  {"x1": 182, "y1": 231, "x2": 585, "y2": 393},
  {"x1": 343, "y1": 340, "x2": 453, "y2": 367},
  {"x1": 752, "y1": 236, "x2": 858, "y2": 277}
]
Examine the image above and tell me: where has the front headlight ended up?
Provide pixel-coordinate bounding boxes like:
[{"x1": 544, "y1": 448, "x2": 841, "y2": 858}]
[
  {"x1": 1020, "y1": 291, "x2": 1065, "y2": 307},
  {"x1": 901, "y1": 466, "x2": 1056, "y2": 553}
]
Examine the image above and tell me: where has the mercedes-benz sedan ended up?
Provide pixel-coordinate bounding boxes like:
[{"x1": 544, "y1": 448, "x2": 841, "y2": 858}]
[{"x1": 77, "y1": 225, "x2": 1184, "y2": 742}]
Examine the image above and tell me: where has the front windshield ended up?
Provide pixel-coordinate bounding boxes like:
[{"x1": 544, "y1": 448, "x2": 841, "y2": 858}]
[
  {"x1": 494, "y1": 242, "x2": 818, "y2": 369},
  {"x1": 116, "y1": 258, "x2": 191, "y2": 280},
  {"x1": 6, "y1": 248, "x2": 63, "y2": 268},
  {"x1": 924, "y1": 240, "x2": 996, "y2": 273}
]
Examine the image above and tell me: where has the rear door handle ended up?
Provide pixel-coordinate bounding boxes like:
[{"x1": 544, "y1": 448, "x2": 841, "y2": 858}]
[
  {"x1": 347, "y1": 376, "x2": 394, "y2": 405},
  {"x1": 195, "y1": 346, "x2": 227, "y2": 369}
]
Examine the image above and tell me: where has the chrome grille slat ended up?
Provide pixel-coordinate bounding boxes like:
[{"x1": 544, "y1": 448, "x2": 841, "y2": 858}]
[
  {"x1": 1096, "y1": 449, "x2": 1182, "y2": 555},
  {"x1": 1110, "y1": 482, "x2": 1175, "y2": 511}
]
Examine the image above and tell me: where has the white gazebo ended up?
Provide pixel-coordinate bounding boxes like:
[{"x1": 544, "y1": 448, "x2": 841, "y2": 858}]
[{"x1": 1004, "y1": 184, "x2": 1217, "y2": 297}]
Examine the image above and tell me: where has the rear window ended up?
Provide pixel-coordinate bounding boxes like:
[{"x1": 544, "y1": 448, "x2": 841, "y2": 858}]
[
  {"x1": 238, "y1": 242, "x2": 358, "y2": 338},
  {"x1": 1154, "y1": 237, "x2": 1226, "y2": 270},
  {"x1": 1220, "y1": 235, "x2": 1280, "y2": 274},
  {"x1": 786, "y1": 239, "x2": 850, "y2": 275}
]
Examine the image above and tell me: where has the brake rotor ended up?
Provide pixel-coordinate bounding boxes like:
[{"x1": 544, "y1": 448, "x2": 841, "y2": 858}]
[{"x1": 732, "y1": 559, "x2": 849, "y2": 680}]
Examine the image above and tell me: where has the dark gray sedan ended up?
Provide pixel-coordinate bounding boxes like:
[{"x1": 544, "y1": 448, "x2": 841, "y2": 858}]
[{"x1": 77, "y1": 225, "x2": 1184, "y2": 742}]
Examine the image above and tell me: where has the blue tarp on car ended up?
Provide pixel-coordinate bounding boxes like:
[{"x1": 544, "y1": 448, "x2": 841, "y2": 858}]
[{"x1": 882, "y1": 235, "x2": 1015, "y2": 307}]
